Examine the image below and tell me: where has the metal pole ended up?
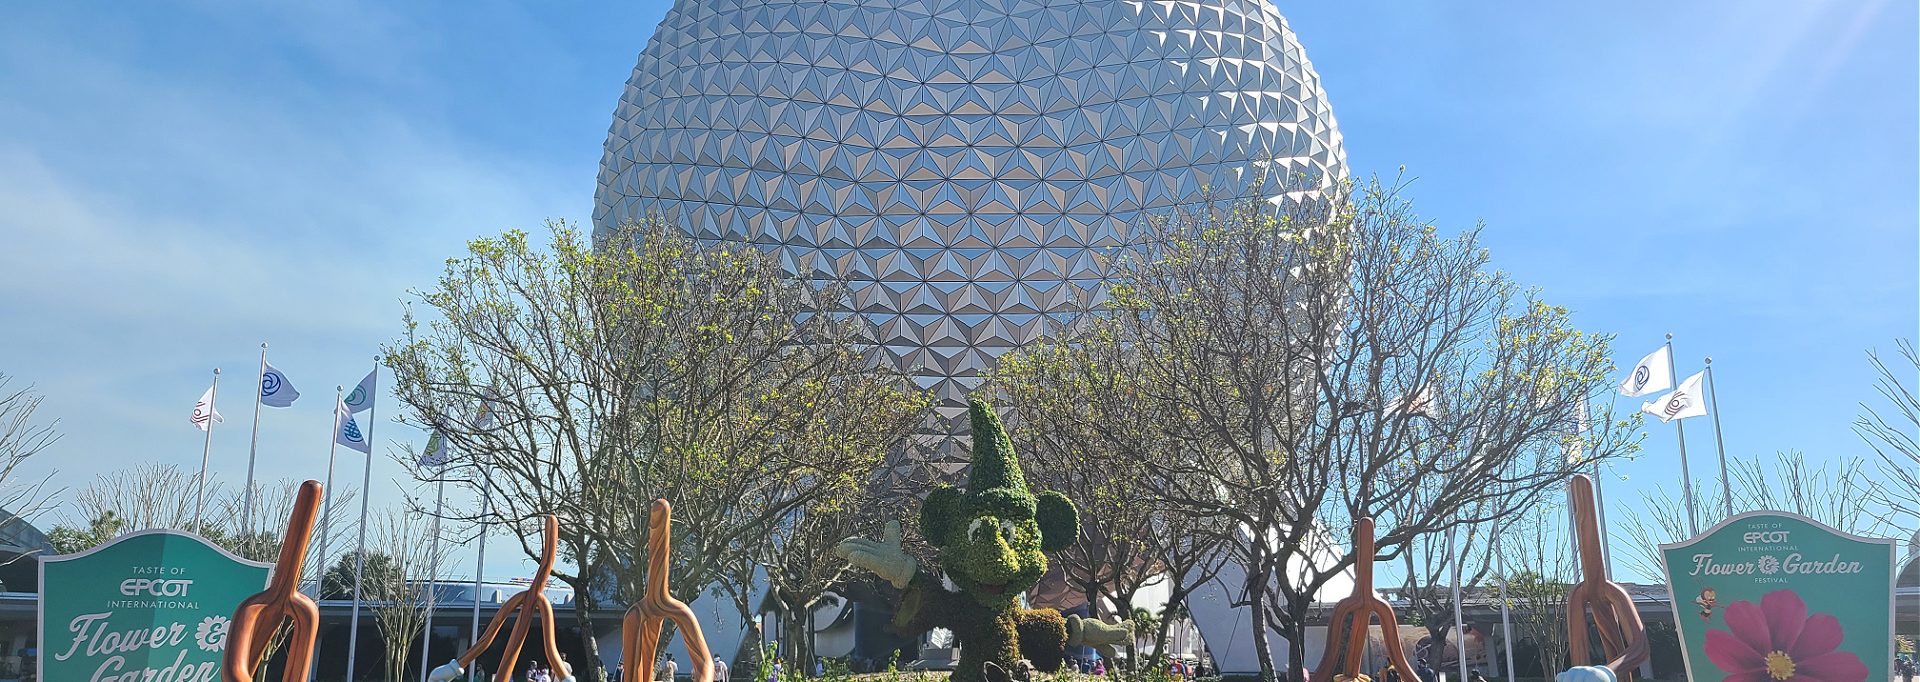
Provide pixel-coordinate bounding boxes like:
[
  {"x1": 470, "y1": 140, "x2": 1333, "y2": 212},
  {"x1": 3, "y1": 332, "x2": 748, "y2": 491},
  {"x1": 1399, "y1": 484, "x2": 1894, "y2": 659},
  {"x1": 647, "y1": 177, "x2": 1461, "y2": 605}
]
[
  {"x1": 1704, "y1": 358, "x2": 1734, "y2": 519},
  {"x1": 245, "y1": 343, "x2": 267, "y2": 536},
  {"x1": 312, "y1": 385, "x2": 342, "y2": 682},
  {"x1": 196, "y1": 368, "x2": 220, "y2": 532},
  {"x1": 1665, "y1": 334, "x2": 1699, "y2": 535},
  {"x1": 347, "y1": 360, "x2": 378, "y2": 681},
  {"x1": 1449, "y1": 526, "x2": 1468, "y2": 682},
  {"x1": 469, "y1": 494, "x2": 489, "y2": 682},
  {"x1": 1495, "y1": 543, "x2": 1515, "y2": 681},
  {"x1": 419, "y1": 476, "x2": 446, "y2": 682}
]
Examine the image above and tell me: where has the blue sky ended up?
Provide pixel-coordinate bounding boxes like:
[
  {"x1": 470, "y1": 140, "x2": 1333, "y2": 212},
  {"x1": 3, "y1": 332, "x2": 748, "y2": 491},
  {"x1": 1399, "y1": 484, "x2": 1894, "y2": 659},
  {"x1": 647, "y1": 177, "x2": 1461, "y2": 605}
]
[{"x1": 0, "y1": 1, "x2": 1912, "y2": 585}]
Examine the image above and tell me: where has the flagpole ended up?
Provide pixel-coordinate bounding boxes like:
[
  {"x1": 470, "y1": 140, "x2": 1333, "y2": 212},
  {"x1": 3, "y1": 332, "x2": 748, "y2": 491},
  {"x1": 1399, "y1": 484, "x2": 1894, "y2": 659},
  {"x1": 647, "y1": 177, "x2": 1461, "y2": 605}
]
[
  {"x1": 195, "y1": 368, "x2": 220, "y2": 532},
  {"x1": 1495, "y1": 541, "x2": 1515, "y2": 680},
  {"x1": 245, "y1": 343, "x2": 267, "y2": 537},
  {"x1": 347, "y1": 360, "x2": 377, "y2": 682},
  {"x1": 1449, "y1": 526, "x2": 1468, "y2": 682},
  {"x1": 1704, "y1": 357, "x2": 1734, "y2": 519},
  {"x1": 316, "y1": 386, "x2": 343, "y2": 586},
  {"x1": 419, "y1": 475, "x2": 446, "y2": 682},
  {"x1": 469, "y1": 493, "x2": 489, "y2": 682},
  {"x1": 310, "y1": 385, "x2": 342, "y2": 682},
  {"x1": 1576, "y1": 395, "x2": 1612, "y2": 577},
  {"x1": 1666, "y1": 334, "x2": 1699, "y2": 535}
]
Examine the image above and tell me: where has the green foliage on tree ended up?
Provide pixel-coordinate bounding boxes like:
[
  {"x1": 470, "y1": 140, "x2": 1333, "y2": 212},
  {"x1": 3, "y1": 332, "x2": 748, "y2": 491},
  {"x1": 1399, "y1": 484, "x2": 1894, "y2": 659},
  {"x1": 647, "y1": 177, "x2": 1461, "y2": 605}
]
[
  {"x1": 48, "y1": 511, "x2": 123, "y2": 554},
  {"x1": 990, "y1": 175, "x2": 1639, "y2": 680},
  {"x1": 387, "y1": 219, "x2": 930, "y2": 682},
  {"x1": 991, "y1": 332, "x2": 1234, "y2": 668},
  {"x1": 1506, "y1": 568, "x2": 1572, "y2": 679},
  {"x1": 320, "y1": 550, "x2": 401, "y2": 600}
]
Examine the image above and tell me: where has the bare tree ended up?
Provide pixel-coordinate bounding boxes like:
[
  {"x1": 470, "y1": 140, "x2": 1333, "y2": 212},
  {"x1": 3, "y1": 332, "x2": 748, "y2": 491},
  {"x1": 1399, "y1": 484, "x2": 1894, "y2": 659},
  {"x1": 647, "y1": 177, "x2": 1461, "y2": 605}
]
[
  {"x1": 1501, "y1": 508, "x2": 1575, "y2": 680},
  {"x1": 1393, "y1": 515, "x2": 1496, "y2": 669},
  {"x1": 993, "y1": 340, "x2": 1160, "y2": 621},
  {"x1": 366, "y1": 507, "x2": 452, "y2": 682},
  {"x1": 755, "y1": 484, "x2": 890, "y2": 670},
  {"x1": 386, "y1": 220, "x2": 927, "y2": 681},
  {"x1": 992, "y1": 340, "x2": 1232, "y2": 665},
  {"x1": 0, "y1": 375, "x2": 57, "y2": 540},
  {"x1": 1024, "y1": 176, "x2": 1638, "y2": 677},
  {"x1": 69, "y1": 463, "x2": 212, "y2": 533},
  {"x1": 220, "y1": 478, "x2": 360, "y2": 568},
  {"x1": 1858, "y1": 340, "x2": 1919, "y2": 531},
  {"x1": 51, "y1": 466, "x2": 356, "y2": 564},
  {"x1": 1140, "y1": 507, "x2": 1231, "y2": 666},
  {"x1": 1619, "y1": 450, "x2": 1881, "y2": 580}
]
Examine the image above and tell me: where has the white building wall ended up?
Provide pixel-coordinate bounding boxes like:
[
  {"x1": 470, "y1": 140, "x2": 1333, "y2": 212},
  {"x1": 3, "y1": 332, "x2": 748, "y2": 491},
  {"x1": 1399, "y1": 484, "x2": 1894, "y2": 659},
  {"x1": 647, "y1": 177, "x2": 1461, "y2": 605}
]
[{"x1": 1183, "y1": 524, "x2": 1355, "y2": 674}]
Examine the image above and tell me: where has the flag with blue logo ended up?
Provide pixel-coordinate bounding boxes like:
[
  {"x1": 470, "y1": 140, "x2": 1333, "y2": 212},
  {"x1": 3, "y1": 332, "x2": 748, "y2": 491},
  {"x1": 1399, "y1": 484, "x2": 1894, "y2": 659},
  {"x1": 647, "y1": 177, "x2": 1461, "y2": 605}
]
[
  {"x1": 259, "y1": 361, "x2": 300, "y2": 408},
  {"x1": 1618, "y1": 345, "x2": 1673, "y2": 397},
  {"x1": 336, "y1": 399, "x2": 372, "y2": 454},
  {"x1": 343, "y1": 369, "x2": 377, "y2": 414}
]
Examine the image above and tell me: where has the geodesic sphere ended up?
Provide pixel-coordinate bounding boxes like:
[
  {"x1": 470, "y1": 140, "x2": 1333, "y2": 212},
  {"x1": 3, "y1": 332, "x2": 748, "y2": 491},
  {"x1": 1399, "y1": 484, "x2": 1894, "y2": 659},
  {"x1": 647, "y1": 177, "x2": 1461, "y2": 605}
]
[{"x1": 594, "y1": 0, "x2": 1347, "y2": 485}]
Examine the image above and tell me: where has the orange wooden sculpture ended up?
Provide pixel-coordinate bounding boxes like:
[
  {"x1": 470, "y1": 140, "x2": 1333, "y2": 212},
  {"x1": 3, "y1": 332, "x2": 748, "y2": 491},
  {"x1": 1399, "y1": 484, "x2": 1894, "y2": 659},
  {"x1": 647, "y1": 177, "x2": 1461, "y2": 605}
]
[
  {"x1": 224, "y1": 480, "x2": 323, "y2": 682},
  {"x1": 1565, "y1": 474, "x2": 1649, "y2": 680},
  {"x1": 622, "y1": 500, "x2": 713, "y2": 682},
  {"x1": 1310, "y1": 518, "x2": 1420, "y2": 682},
  {"x1": 430, "y1": 515, "x2": 572, "y2": 682}
]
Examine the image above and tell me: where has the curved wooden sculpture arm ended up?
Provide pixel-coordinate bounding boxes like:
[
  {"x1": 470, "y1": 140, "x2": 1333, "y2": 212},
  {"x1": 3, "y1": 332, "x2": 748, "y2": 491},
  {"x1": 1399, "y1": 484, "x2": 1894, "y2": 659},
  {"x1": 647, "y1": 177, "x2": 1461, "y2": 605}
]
[
  {"x1": 443, "y1": 514, "x2": 570, "y2": 682},
  {"x1": 1565, "y1": 475, "x2": 1648, "y2": 681},
  {"x1": 224, "y1": 480, "x2": 324, "y2": 682},
  {"x1": 459, "y1": 592, "x2": 529, "y2": 667},
  {"x1": 1311, "y1": 518, "x2": 1420, "y2": 682},
  {"x1": 624, "y1": 500, "x2": 714, "y2": 682}
]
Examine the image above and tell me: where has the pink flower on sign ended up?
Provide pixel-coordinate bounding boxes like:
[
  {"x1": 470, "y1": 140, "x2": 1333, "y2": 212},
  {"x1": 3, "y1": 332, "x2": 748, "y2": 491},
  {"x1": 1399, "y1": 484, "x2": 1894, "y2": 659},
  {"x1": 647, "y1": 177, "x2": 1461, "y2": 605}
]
[{"x1": 1702, "y1": 589, "x2": 1867, "y2": 682}]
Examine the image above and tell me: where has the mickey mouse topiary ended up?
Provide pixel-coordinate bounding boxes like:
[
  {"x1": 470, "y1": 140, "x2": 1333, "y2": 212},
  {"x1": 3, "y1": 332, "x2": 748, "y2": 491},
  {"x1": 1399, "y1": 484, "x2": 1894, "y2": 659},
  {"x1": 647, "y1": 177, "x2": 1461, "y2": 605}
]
[{"x1": 837, "y1": 398, "x2": 1129, "y2": 682}]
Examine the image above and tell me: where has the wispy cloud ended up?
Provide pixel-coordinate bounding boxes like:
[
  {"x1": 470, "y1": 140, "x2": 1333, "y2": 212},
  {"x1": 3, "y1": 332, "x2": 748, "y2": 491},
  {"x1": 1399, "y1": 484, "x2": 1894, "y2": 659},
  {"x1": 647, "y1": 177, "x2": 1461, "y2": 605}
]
[{"x1": 0, "y1": 0, "x2": 581, "y2": 577}]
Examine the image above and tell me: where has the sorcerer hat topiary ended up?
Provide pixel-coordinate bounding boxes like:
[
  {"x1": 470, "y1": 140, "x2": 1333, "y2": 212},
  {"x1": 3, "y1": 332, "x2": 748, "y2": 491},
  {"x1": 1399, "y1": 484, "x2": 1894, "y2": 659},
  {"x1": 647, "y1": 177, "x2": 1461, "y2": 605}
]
[
  {"x1": 965, "y1": 397, "x2": 1036, "y2": 517},
  {"x1": 920, "y1": 398, "x2": 1077, "y2": 552}
]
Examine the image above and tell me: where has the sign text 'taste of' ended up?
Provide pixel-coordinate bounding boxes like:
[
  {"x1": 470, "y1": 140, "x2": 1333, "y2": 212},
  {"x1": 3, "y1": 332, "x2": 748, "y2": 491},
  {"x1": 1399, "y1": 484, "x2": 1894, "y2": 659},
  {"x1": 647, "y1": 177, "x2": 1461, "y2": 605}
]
[
  {"x1": 40, "y1": 530, "x2": 271, "y2": 682},
  {"x1": 1660, "y1": 511, "x2": 1894, "y2": 682}
]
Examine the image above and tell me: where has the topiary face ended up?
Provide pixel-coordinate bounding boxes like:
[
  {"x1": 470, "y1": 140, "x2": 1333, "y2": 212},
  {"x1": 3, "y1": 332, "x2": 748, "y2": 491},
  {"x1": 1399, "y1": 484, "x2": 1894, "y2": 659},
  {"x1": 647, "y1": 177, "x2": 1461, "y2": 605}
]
[
  {"x1": 918, "y1": 399, "x2": 1080, "y2": 606},
  {"x1": 940, "y1": 511, "x2": 1047, "y2": 605}
]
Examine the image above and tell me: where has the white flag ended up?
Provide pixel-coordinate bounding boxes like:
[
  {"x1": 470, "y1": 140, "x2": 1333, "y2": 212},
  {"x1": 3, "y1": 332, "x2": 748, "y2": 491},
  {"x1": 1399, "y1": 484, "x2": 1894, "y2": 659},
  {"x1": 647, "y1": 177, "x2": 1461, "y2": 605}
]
[
  {"x1": 1618, "y1": 345, "x2": 1673, "y2": 397},
  {"x1": 343, "y1": 369, "x2": 377, "y2": 414},
  {"x1": 259, "y1": 361, "x2": 300, "y2": 408},
  {"x1": 336, "y1": 399, "x2": 372, "y2": 454},
  {"x1": 1386, "y1": 385, "x2": 1436, "y2": 419},
  {"x1": 1642, "y1": 370, "x2": 1708, "y2": 423},
  {"x1": 190, "y1": 384, "x2": 223, "y2": 432}
]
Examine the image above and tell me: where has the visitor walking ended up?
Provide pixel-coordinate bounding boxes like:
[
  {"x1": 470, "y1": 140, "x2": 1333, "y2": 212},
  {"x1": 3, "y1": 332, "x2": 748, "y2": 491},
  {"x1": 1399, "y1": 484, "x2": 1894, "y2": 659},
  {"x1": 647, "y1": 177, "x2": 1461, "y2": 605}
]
[
  {"x1": 713, "y1": 653, "x2": 730, "y2": 682},
  {"x1": 658, "y1": 653, "x2": 678, "y2": 682}
]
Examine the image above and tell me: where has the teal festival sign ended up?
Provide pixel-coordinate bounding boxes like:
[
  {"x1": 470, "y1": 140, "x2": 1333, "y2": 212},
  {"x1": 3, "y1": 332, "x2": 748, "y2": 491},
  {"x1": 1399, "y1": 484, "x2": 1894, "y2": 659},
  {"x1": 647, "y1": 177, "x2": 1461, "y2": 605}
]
[
  {"x1": 39, "y1": 530, "x2": 271, "y2": 682},
  {"x1": 1659, "y1": 511, "x2": 1894, "y2": 682}
]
